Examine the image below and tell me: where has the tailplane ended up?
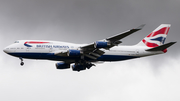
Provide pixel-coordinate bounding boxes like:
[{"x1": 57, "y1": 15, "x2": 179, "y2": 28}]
[
  {"x1": 137, "y1": 24, "x2": 171, "y2": 47},
  {"x1": 145, "y1": 42, "x2": 176, "y2": 53}
]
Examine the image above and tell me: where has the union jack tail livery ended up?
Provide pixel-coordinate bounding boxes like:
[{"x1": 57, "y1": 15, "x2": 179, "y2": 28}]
[{"x1": 137, "y1": 24, "x2": 171, "y2": 47}]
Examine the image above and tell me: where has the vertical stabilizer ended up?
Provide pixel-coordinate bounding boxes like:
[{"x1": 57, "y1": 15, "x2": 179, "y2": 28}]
[{"x1": 136, "y1": 24, "x2": 171, "y2": 47}]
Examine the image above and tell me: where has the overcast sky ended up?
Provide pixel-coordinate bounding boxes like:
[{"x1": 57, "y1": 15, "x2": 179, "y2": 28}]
[{"x1": 0, "y1": 0, "x2": 180, "y2": 101}]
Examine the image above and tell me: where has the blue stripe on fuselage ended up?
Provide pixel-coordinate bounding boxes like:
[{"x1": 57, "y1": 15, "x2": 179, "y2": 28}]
[
  {"x1": 7, "y1": 52, "x2": 138, "y2": 61},
  {"x1": 24, "y1": 44, "x2": 32, "y2": 47},
  {"x1": 7, "y1": 53, "x2": 79, "y2": 61}
]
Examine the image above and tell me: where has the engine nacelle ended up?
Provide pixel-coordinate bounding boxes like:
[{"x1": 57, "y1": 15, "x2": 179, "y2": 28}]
[
  {"x1": 72, "y1": 63, "x2": 95, "y2": 71},
  {"x1": 56, "y1": 62, "x2": 70, "y2": 69},
  {"x1": 67, "y1": 50, "x2": 81, "y2": 56},
  {"x1": 72, "y1": 64, "x2": 86, "y2": 71},
  {"x1": 94, "y1": 41, "x2": 109, "y2": 48}
]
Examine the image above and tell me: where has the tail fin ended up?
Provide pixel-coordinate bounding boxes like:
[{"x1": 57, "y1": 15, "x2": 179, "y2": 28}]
[{"x1": 136, "y1": 24, "x2": 171, "y2": 47}]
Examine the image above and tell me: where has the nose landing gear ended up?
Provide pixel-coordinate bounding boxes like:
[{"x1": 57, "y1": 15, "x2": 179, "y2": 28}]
[
  {"x1": 20, "y1": 62, "x2": 24, "y2": 66},
  {"x1": 19, "y1": 57, "x2": 24, "y2": 66}
]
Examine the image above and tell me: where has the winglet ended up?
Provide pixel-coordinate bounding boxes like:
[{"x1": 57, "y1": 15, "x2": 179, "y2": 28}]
[{"x1": 136, "y1": 24, "x2": 146, "y2": 30}]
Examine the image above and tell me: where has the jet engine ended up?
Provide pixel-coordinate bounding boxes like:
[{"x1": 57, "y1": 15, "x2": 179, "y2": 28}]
[
  {"x1": 94, "y1": 41, "x2": 110, "y2": 48},
  {"x1": 56, "y1": 62, "x2": 70, "y2": 69},
  {"x1": 72, "y1": 63, "x2": 95, "y2": 71},
  {"x1": 72, "y1": 64, "x2": 86, "y2": 71},
  {"x1": 67, "y1": 50, "x2": 81, "y2": 56}
]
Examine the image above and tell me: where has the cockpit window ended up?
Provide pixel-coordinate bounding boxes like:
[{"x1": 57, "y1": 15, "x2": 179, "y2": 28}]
[{"x1": 14, "y1": 41, "x2": 19, "y2": 43}]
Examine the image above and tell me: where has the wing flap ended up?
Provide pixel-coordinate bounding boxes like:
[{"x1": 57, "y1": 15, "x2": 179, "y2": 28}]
[
  {"x1": 84, "y1": 49, "x2": 104, "y2": 59},
  {"x1": 84, "y1": 54, "x2": 97, "y2": 60}
]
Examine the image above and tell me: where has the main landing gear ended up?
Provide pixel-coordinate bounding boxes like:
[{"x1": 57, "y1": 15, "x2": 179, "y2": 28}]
[{"x1": 19, "y1": 57, "x2": 24, "y2": 66}]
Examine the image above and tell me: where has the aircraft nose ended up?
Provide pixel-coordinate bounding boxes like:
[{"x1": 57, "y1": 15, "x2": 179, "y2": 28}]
[
  {"x1": 3, "y1": 47, "x2": 8, "y2": 53},
  {"x1": 3, "y1": 48, "x2": 7, "y2": 53}
]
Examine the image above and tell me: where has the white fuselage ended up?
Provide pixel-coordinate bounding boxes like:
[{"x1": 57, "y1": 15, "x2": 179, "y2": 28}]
[
  {"x1": 3, "y1": 40, "x2": 163, "y2": 62},
  {"x1": 3, "y1": 24, "x2": 174, "y2": 71}
]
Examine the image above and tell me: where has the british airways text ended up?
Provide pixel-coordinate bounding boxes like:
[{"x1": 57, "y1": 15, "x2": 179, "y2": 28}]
[{"x1": 36, "y1": 45, "x2": 69, "y2": 48}]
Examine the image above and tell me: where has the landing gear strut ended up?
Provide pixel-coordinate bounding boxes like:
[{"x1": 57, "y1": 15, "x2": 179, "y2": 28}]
[{"x1": 19, "y1": 57, "x2": 24, "y2": 66}]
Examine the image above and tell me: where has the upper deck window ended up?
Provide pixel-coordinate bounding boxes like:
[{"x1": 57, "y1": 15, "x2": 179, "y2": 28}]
[{"x1": 14, "y1": 41, "x2": 19, "y2": 43}]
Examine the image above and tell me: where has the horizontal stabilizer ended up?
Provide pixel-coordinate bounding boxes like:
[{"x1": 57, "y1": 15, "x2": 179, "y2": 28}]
[{"x1": 146, "y1": 42, "x2": 176, "y2": 51}]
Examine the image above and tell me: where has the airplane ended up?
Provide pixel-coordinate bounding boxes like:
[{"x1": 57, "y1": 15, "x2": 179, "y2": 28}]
[{"x1": 3, "y1": 24, "x2": 176, "y2": 72}]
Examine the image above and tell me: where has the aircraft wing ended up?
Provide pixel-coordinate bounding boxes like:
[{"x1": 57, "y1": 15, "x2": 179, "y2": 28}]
[
  {"x1": 106, "y1": 24, "x2": 145, "y2": 44},
  {"x1": 82, "y1": 24, "x2": 145, "y2": 49},
  {"x1": 80, "y1": 24, "x2": 145, "y2": 59},
  {"x1": 54, "y1": 25, "x2": 145, "y2": 60}
]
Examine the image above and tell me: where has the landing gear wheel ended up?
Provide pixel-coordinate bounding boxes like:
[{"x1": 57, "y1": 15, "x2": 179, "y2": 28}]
[
  {"x1": 20, "y1": 62, "x2": 24, "y2": 66},
  {"x1": 19, "y1": 57, "x2": 24, "y2": 66}
]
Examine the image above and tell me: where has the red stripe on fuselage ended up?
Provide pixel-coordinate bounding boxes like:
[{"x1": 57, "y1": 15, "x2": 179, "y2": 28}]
[{"x1": 25, "y1": 41, "x2": 49, "y2": 44}]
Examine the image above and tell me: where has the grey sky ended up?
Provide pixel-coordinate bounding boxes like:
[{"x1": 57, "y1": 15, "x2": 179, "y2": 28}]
[{"x1": 0, "y1": 0, "x2": 180, "y2": 101}]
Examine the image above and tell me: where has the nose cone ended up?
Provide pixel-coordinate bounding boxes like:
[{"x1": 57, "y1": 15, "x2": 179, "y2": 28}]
[
  {"x1": 3, "y1": 48, "x2": 8, "y2": 53},
  {"x1": 3, "y1": 46, "x2": 10, "y2": 54},
  {"x1": 4, "y1": 44, "x2": 16, "y2": 54}
]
